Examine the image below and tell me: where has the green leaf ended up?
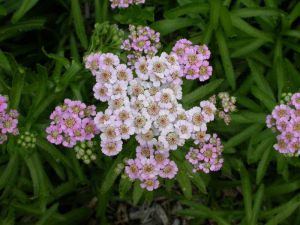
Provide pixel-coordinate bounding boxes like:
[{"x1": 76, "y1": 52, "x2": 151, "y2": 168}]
[
  {"x1": 256, "y1": 145, "x2": 272, "y2": 184},
  {"x1": 151, "y1": 18, "x2": 198, "y2": 36},
  {"x1": 36, "y1": 138, "x2": 73, "y2": 169},
  {"x1": 247, "y1": 58, "x2": 274, "y2": 99},
  {"x1": 71, "y1": 0, "x2": 88, "y2": 49},
  {"x1": 216, "y1": 29, "x2": 236, "y2": 89},
  {"x1": 230, "y1": 14, "x2": 273, "y2": 42},
  {"x1": 0, "y1": 19, "x2": 45, "y2": 42},
  {"x1": 224, "y1": 124, "x2": 263, "y2": 149},
  {"x1": 251, "y1": 86, "x2": 276, "y2": 111},
  {"x1": 209, "y1": 0, "x2": 221, "y2": 30},
  {"x1": 132, "y1": 181, "x2": 144, "y2": 206},
  {"x1": 36, "y1": 204, "x2": 59, "y2": 225},
  {"x1": 231, "y1": 39, "x2": 266, "y2": 58},
  {"x1": 12, "y1": 0, "x2": 40, "y2": 23},
  {"x1": 177, "y1": 168, "x2": 192, "y2": 200},
  {"x1": 220, "y1": 6, "x2": 234, "y2": 37},
  {"x1": 0, "y1": 50, "x2": 12, "y2": 73},
  {"x1": 10, "y1": 71, "x2": 24, "y2": 109},
  {"x1": 250, "y1": 184, "x2": 264, "y2": 225},
  {"x1": 232, "y1": 7, "x2": 284, "y2": 18},
  {"x1": 182, "y1": 79, "x2": 223, "y2": 105},
  {"x1": 164, "y1": 3, "x2": 209, "y2": 18},
  {"x1": 100, "y1": 155, "x2": 123, "y2": 194},
  {"x1": 239, "y1": 164, "x2": 252, "y2": 224},
  {"x1": 0, "y1": 153, "x2": 19, "y2": 190},
  {"x1": 266, "y1": 202, "x2": 300, "y2": 225}
]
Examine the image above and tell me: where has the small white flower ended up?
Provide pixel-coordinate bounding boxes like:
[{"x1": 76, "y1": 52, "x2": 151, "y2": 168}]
[
  {"x1": 174, "y1": 120, "x2": 193, "y2": 140},
  {"x1": 200, "y1": 100, "x2": 216, "y2": 122}
]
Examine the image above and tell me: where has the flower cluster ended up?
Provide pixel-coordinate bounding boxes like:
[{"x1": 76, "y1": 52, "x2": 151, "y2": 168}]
[
  {"x1": 85, "y1": 51, "x2": 225, "y2": 190},
  {"x1": 0, "y1": 95, "x2": 19, "y2": 144},
  {"x1": 17, "y1": 131, "x2": 37, "y2": 149},
  {"x1": 186, "y1": 134, "x2": 224, "y2": 173},
  {"x1": 121, "y1": 25, "x2": 161, "y2": 66},
  {"x1": 172, "y1": 39, "x2": 212, "y2": 82},
  {"x1": 209, "y1": 92, "x2": 237, "y2": 125},
  {"x1": 110, "y1": 0, "x2": 145, "y2": 9},
  {"x1": 46, "y1": 99, "x2": 98, "y2": 148},
  {"x1": 125, "y1": 149, "x2": 178, "y2": 191},
  {"x1": 266, "y1": 93, "x2": 300, "y2": 156},
  {"x1": 74, "y1": 140, "x2": 97, "y2": 164}
]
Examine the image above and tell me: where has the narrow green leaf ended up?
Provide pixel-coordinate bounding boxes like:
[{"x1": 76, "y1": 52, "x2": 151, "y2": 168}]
[
  {"x1": 250, "y1": 184, "x2": 264, "y2": 225},
  {"x1": 288, "y1": 2, "x2": 300, "y2": 26},
  {"x1": 231, "y1": 39, "x2": 266, "y2": 58},
  {"x1": 132, "y1": 181, "x2": 144, "y2": 206},
  {"x1": 0, "y1": 50, "x2": 12, "y2": 73},
  {"x1": 247, "y1": 58, "x2": 274, "y2": 99},
  {"x1": 256, "y1": 145, "x2": 272, "y2": 184},
  {"x1": 216, "y1": 29, "x2": 236, "y2": 89},
  {"x1": 266, "y1": 180, "x2": 300, "y2": 197},
  {"x1": 0, "y1": 19, "x2": 45, "y2": 42},
  {"x1": 36, "y1": 204, "x2": 59, "y2": 225},
  {"x1": 247, "y1": 136, "x2": 274, "y2": 164},
  {"x1": 12, "y1": 0, "x2": 40, "y2": 23},
  {"x1": 210, "y1": 0, "x2": 221, "y2": 30},
  {"x1": 151, "y1": 18, "x2": 198, "y2": 36},
  {"x1": 224, "y1": 124, "x2": 263, "y2": 149},
  {"x1": 251, "y1": 86, "x2": 276, "y2": 111},
  {"x1": 36, "y1": 138, "x2": 73, "y2": 169},
  {"x1": 71, "y1": 0, "x2": 88, "y2": 49},
  {"x1": 230, "y1": 14, "x2": 273, "y2": 42},
  {"x1": 220, "y1": 6, "x2": 234, "y2": 37},
  {"x1": 240, "y1": 164, "x2": 252, "y2": 224},
  {"x1": 182, "y1": 79, "x2": 223, "y2": 105},
  {"x1": 266, "y1": 202, "x2": 300, "y2": 225},
  {"x1": 0, "y1": 154, "x2": 19, "y2": 190},
  {"x1": 232, "y1": 7, "x2": 284, "y2": 18},
  {"x1": 10, "y1": 72, "x2": 24, "y2": 109},
  {"x1": 164, "y1": 3, "x2": 209, "y2": 18},
  {"x1": 100, "y1": 155, "x2": 123, "y2": 194},
  {"x1": 177, "y1": 168, "x2": 192, "y2": 200}
]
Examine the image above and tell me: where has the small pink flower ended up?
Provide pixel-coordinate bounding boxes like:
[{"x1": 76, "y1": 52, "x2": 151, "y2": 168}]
[
  {"x1": 159, "y1": 160, "x2": 178, "y2": 179},
  {"x1": 140, "y1": 178, "x2": 159, "y2": 191},
  {"x1": 0, "y1": 95, "x2": 8, "y2": 112},
  {"x1": 125, "y1": 159, "x2": 140, "y2": 180},
  {"x1": 101, "y1": 140, "x2": 123, "y2": 156},
  {"x1": 291, "y1": 93, "x2": 300, "y2": 109}
]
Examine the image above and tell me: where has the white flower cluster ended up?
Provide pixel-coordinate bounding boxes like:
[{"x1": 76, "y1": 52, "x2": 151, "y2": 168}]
[{"x1": 87, "y1": 52, "x2": 217, "y2": 155}]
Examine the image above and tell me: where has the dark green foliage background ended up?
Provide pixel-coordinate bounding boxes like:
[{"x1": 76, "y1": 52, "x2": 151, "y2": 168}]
[{"x1": 0, "y1": 0, "x2": 300, "y2": 224}]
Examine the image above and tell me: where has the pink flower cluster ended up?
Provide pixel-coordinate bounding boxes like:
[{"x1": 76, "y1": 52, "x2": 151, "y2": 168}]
[
  {"x1": 46, "y1": 99, "x2": 98, "y2": 148},
  {"x1": 172, "y1": 39, "x2": 212, "y2": 82},
  {"x1": 110, "y1": 0, "x2": 145, "y2": 9},
  {"x1": 0, "y1": 95, "x2": 19, "y2": 144},
  {"x1": 186, "y1": 134, "x2": 224, "y2": 173},
  {"x1": 266, "y1": 93, "x2": 300, "y2": 156},
  {"x1": 85, "y1": 51, "x2": 224, "y2": 190},
  {"x1": 121, "y1": 25, "x2": 161, "y2": 66},
  {"x1": 125, "y1": 148, "x2": 178, "y2": 191}
]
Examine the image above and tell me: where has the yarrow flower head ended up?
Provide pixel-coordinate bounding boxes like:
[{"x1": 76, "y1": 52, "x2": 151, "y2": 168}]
[
  {"x1": 266, "y1": 92, "x2": 300, "y2": 156},
  {"x1": 172, "y1": 39, "x2": 212, "y2": 82},
  {"x1": 110, "y1": 0, "x2": 145, "y2": 9},
  {"x1": 186, "y1": 134, "x2": 224, "y2": 173},
  {"x1": 121, "y1": 25, "x2": 161, "y2": 66},
  {"x1": 46, "y1": 99, "x2": 98, "y2": 148},
  {"x1": 84, "y1": 50, "x2": 235, "y2": 191},
  {"x1": 0, "y1": 95, "x2": 19, "y2": 144}
]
